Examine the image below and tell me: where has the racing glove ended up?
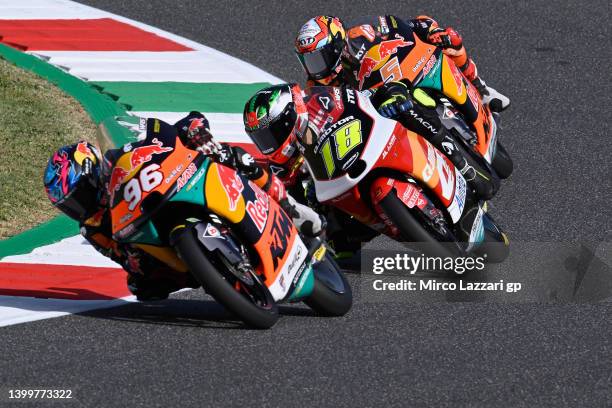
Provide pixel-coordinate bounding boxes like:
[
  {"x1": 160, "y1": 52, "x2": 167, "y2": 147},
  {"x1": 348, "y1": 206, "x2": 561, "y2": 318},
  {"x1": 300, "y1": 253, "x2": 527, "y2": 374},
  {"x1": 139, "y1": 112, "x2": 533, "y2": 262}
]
[
  {"x1": 216, "y1": 145, "x2": 264, "y2": 181},
  {"x1": 373, "y1": 81, "x2": 414, "y2": 119},
  {"x1": 427, "y1": 27, "x2": 463, "y2": 50},
  {"x1": 176, "y1": 111, "x2": 222, "y2": 155},
  {"x1": 427, "y1": 27, "x2": 475, "y2": 80}
]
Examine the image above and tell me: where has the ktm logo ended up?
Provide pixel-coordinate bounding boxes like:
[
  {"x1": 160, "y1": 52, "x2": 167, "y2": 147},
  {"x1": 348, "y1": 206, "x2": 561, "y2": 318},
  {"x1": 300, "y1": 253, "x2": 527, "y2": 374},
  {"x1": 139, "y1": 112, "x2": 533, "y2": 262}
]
[{"x1": 269, "y1": 209, "x2": 292, "y2": 269}]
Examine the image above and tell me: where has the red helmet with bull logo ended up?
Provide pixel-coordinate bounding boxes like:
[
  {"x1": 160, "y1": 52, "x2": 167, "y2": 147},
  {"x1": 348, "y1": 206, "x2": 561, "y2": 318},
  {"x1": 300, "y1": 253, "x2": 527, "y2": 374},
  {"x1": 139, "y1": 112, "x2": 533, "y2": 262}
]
[
  {"x1": 243, "y1": 84, "x2": 307, "y2": 166},
  {"x1": 295, "y1": 16, "x2": 346, "y2": 84},
  {"x1": 43, "y1": 141, "x2": 103, "y2": 221}
]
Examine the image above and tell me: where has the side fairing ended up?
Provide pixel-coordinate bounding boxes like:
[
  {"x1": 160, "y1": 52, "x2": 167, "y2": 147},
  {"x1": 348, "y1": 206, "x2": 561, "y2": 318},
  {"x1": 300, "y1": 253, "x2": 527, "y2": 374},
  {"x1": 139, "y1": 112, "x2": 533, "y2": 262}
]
[
  {"x1": 204, "y1": 163, "x2": 307, "y2": 301},
  {"x1": 302, "y1": 90, "x2": 467, "y2": 223}
]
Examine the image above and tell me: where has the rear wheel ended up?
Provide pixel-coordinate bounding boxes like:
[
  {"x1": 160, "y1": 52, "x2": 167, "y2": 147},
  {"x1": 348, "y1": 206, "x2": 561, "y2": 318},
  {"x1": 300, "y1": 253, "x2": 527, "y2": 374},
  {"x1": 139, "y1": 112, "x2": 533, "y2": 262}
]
[
  {"x1": 473, "y1": 213, "x2": 510, "y2": 263},
  {"x1": 304, "y1": 254, "x2": 352, "y2": 316},
  {"x1": 492, "y1": 142, "x2": 513, "y2": 179},
  {"x1": 173, "y1": 225, "x2": 279, "y2": 329}
]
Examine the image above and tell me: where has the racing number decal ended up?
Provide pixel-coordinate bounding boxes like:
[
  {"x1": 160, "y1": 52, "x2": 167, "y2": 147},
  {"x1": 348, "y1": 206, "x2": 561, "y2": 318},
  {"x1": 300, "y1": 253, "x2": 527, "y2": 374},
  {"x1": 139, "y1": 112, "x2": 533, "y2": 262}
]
[
  {"x1": 124, "y1": 164, "x2": 163, "y2": 210},
  {"x1": 321, "y1": 140, "x2": 335, "y2": 178},
  {"x1": 423, "y1": 146, "x2": 454, "y2": 201},
  {"x1": 436, "y1": 154, "x2": 454, "y2": 201},
  {"x1": 380, "y1": 56, "x2": 402, "y2": 84},
  {"x1": 335, "y1": 120, "x2": 362, "y2": 159},
  {"x1": 320, "y1": 119, "x2": 363, "y2": 177}
]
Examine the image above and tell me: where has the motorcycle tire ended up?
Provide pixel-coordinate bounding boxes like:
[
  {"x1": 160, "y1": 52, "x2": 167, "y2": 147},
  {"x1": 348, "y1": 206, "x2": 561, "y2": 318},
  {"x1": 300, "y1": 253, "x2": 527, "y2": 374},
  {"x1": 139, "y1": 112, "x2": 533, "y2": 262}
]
[
  {"x1": 492, "y1": 141, "x2": 513, "y2": 179},
  {"x1": 473, "y1": 214, "x2": 510, "y2": 263},
  {"x1": 173, "y1": 225, "x2": 279, "y2": 329},
  {"x1": 304, "y1": 254, "x2": 352, "y2": 317},
  {"x1": 378, "y1": 190, "x2": 463, "y2": 258}
]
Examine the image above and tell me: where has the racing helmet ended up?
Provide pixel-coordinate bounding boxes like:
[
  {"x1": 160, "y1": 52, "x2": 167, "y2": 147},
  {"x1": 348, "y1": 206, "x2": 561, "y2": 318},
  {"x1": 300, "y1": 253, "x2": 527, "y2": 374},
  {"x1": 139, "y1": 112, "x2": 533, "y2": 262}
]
[
  {"x1": 295, "y1": 16, "x2": 346, "y2": 84},
  {"x1": 243, "y1": 84, "x2": 308, "y2": 166},
  {"x1": 43, "y1": 141, "x2": 102, "y2": 221}
]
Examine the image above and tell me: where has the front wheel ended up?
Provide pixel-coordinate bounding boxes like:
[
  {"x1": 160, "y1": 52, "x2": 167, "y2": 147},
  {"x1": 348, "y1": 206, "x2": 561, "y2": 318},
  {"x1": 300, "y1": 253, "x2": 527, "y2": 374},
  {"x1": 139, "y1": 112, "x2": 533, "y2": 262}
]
[
  {"x1": 173, "y1": 226, "x2": 279, "y2": 329},
  {"x1": 304, "y1": 254, "x2": 352, "y2": 316},
  {"x1": 378, "y1": 190, "x2": 463, "y2": 258},
  {"x1": 492, "y1": 141, "x2": 513, "y2": 179}
]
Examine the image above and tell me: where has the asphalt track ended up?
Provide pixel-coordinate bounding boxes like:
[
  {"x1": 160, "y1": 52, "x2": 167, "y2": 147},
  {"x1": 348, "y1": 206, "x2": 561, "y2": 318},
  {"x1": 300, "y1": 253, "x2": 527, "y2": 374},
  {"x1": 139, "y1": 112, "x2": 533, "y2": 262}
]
[{"x1": 2, "y1": 1, "x2": 611, "y2": 406}]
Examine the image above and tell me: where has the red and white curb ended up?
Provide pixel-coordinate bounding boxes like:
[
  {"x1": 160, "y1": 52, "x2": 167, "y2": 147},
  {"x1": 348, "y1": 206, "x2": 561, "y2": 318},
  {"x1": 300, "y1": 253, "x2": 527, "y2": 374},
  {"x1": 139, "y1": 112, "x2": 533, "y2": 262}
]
[
  {"x1": 0, "y1": 0, "x2": 281, "y2": 326},
  {"x1": 1, "y1": 237, "x2": 134, "y2": 326}
]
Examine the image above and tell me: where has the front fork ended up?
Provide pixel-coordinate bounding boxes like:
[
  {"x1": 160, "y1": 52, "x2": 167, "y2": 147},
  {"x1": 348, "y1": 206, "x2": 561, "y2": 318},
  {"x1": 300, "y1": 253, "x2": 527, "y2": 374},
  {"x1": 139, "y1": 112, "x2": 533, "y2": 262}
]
[
  {"x1": 171, "y1": 217, "x2": 256, "y2": 287},
  {"x1": 369, "y1": 176, "x2": 451, "y2": 241}
]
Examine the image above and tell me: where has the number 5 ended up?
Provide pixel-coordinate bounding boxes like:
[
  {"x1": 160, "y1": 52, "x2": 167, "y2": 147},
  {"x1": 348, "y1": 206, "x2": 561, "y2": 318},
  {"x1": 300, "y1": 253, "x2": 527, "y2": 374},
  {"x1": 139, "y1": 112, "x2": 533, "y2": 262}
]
[{"x1": 381, "y1": 56, "x2": 402, "y2": 84}]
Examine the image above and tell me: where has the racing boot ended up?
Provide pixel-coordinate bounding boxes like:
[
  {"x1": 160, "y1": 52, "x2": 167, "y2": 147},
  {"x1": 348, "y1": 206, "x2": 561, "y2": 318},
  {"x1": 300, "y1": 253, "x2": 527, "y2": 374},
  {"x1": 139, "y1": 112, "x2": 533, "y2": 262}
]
[
  {"x1": 281, "y1": 195, "x2": 326, "y2": 237},
  {"x1": 472, "y1": 77, "x2": 510, "y2": 112},
  {"x1": 438, "y1": 132, "x2": 496, "y2": 201}
]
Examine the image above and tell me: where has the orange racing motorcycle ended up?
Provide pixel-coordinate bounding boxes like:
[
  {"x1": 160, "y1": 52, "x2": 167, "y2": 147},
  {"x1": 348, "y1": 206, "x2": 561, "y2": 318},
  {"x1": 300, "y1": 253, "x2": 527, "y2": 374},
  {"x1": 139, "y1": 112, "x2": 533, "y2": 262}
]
[
  {"x1": 353, "y1": 17, "x2": 513, "y2": 182},
  {"x1": 104, "y1": 118, "x2": 352, "y2": 329},
  {"x1": 298, "y1": 87, "x2": 509, "y2": 261}
]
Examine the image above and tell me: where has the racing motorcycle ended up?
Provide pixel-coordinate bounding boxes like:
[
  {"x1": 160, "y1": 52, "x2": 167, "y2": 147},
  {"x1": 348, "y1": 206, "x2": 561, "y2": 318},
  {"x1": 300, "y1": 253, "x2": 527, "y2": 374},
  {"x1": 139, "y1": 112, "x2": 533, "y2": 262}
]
[
  {"x1": 103, "y1": 117, "x2": 352, "y2": 329},
  {"x1": 301, "y1": 87, "x2": 509, "y2": 261},
  {"x1": 355, "y1": 23, "x2": 513, "y2": 181}
]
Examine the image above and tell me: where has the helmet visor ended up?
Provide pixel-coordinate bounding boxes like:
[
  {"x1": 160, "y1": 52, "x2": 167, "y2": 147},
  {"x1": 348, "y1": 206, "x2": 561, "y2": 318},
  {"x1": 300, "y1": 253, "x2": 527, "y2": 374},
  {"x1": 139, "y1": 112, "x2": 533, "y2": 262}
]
[
  {"x1": 55, "y1": 176, "x2": 99, "y2": 220},
  {"x1": 247, "y1": 104, "x2": 297, "y2": 155},
  {"x1": 296, "y1": 45, "x2": 341, "y2": 80}
]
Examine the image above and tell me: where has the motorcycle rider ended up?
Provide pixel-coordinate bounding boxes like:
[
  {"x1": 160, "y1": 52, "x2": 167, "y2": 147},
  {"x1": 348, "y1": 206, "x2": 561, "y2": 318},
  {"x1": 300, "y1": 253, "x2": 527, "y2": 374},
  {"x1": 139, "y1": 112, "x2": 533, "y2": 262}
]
[
  {"x1": 294, "y1": 15, "x2": 510, "y2": 111},
  {"x1": 244, "y1": 82, "x2": 487, "y2": 242},
  {"x1": 293, "y1": 16, "x2": 498, "y2": 200},
  {"x1": 43, "y1": 112, "x2": 324, "y2": 301},
  {"x1": 244, "y1": 87, "x2": 378, "y2": 262},
  {"x1": 243, "y1": 83, "x2": 498, "y2": 263}
]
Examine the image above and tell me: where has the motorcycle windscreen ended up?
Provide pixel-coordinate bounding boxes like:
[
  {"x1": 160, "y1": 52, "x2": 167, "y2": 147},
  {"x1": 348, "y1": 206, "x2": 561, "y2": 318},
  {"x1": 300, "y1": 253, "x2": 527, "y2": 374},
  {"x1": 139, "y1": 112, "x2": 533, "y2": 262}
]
[{"x1": 109, "y1": 118, "x2": 197, "y2": 239}]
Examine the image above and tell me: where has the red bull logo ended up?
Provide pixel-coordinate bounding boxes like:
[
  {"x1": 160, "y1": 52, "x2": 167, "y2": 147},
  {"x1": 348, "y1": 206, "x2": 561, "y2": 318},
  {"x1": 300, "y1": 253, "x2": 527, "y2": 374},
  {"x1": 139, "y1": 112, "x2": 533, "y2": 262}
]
[
  {"x1": 357, "y1": 35, "x2": 413, "y2": 88},
  {"x1": 378, "y1": 37, "x2": 413, "y2": 59},
  {"x1": 357, "y1": 56, "x2": 379, "y2": 88},
  {"x1": 217, "y1": 164, "x2": 244, "y2": 211},
  {"x1": 246, "y1": 183, "x2": 269, "y2": 233},
  {"x1": 130, "y1": 138, "x2": 173, "y2": 168},
  {"x1": 76, "y1": 141, "x2": 91, "y2": 156},
  {"x1": 188, "y1": 117, "x2": 207, "y2": 134},
  {"x1": 108, "y1": 138, "x2": 173, "y2": 200},
  {"x1": 108, "y1": 166, "x2": 129, "y2": 200},
  {"x1": 74, "y1": 141, "x2": 97, "y2": 165}
]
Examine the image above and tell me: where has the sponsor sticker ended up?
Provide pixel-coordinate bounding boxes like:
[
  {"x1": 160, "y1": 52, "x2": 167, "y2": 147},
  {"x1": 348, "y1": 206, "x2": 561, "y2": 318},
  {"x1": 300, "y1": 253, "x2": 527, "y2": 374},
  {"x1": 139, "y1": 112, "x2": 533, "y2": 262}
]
[
  {"x1": 217, "y1": 165, "x2": 244, "y2": 211},
  {"x1": 246, "y1": 183, "x2": 269, "y2": 233},
  {"x1": 176, "y1": 162, "x2": 198, "y2": 192}
]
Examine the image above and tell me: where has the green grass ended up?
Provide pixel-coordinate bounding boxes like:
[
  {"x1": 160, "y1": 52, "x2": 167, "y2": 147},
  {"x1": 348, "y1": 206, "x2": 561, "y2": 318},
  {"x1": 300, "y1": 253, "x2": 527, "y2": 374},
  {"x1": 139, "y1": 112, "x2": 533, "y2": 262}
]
[{"x1": 0, "y1": 58, "x2": 97, "y2": 239}]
